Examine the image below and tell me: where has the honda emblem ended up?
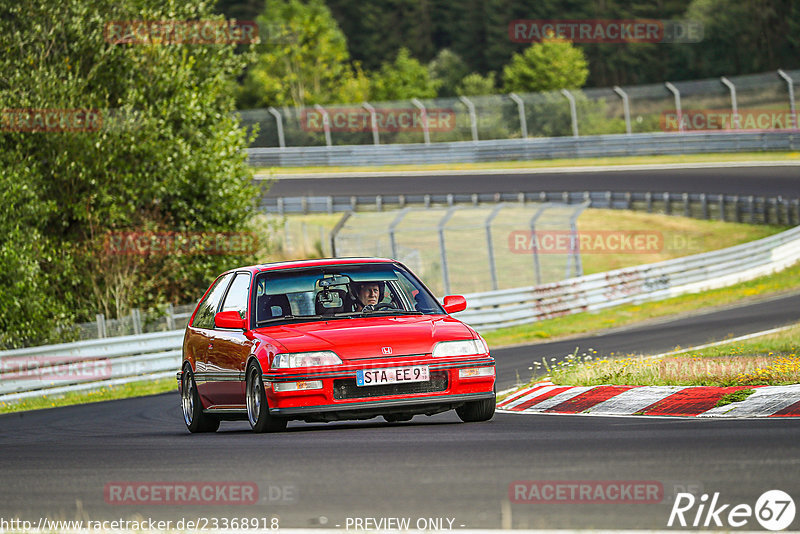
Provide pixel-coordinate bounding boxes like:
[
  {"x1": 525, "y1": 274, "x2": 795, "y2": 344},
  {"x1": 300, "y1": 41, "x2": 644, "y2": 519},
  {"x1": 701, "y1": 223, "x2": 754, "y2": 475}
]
[{"x1": 381, "y1": 346, "x2": 392, "y2": 355}]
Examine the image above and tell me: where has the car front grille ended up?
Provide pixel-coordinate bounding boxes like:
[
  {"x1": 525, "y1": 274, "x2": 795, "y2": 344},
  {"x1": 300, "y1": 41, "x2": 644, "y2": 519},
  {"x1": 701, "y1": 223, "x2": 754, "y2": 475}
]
[{"x1": 333, "y1": 371, "x2": 449, "y2": 400}]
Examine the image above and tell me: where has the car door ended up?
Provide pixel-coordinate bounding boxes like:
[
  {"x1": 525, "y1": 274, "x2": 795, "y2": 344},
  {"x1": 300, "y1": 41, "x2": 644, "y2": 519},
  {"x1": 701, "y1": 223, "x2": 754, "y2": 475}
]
[
  {"x1": 204, "y1": 271, "x2": 254, "y2": 407},
  {"x1": 186, "y1": 272, "x2": 234, "y2": 406}
]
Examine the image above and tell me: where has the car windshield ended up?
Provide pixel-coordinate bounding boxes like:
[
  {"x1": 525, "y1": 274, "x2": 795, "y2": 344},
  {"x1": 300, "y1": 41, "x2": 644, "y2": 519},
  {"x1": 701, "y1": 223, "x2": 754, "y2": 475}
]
[{"x1": 253, "y1": 263, "x2": 444, "y2": 325}]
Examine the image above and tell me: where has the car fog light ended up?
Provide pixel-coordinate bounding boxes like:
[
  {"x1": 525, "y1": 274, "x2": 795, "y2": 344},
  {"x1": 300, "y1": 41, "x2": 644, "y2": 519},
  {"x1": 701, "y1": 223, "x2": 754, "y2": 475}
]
[
  {"x1": 458, "y1": 367, "x2": 495, "y2": 378},
  {"x1": 273, "y1": 380, "x2": 323, "y2": 392}
]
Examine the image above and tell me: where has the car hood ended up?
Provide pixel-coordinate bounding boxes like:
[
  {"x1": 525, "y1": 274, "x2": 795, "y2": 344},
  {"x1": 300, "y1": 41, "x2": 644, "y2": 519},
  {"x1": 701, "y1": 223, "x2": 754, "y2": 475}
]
[{"x1": 256, "y1": 314, "x2": 475, "y2": 359}]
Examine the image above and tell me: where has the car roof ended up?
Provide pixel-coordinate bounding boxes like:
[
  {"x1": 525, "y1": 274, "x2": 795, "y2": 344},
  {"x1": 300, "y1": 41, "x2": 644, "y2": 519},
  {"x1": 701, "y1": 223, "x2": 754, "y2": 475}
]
[{"x1": 226, "y1": 257, "x2": 398, "y2": 275}]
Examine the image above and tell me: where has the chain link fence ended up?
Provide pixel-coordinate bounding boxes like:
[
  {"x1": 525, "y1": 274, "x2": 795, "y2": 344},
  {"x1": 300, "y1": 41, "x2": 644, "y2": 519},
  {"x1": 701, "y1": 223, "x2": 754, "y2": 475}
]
[
  {"x1": 240, "y1": 70, "x2": 800, "y2": 148},
  {"x1": 331, "y1": 203, "x2": 587, "y2": 296}
]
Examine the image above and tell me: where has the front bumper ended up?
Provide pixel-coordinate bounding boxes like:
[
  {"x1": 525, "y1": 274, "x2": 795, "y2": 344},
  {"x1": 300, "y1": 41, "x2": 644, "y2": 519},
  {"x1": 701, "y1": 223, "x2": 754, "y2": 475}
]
[{"x1": 264, "y1": 355, "x2": 495, "y2": 420}]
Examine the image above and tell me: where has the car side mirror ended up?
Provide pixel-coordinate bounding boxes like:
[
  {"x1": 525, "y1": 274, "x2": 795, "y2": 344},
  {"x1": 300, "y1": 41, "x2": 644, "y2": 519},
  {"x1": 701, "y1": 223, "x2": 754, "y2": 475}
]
[
  {"x1": 442, "y1": 295, "x2": 467, "y2": 314},
  {"x1": 215, "y1": 310, "x2": 246, "y2": 329}
]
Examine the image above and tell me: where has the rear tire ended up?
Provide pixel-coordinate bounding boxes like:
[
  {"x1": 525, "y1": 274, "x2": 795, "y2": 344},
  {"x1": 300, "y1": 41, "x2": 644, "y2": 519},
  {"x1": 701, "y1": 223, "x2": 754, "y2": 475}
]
[
  {"x1": 246, "y1": 362, "x2": 287, "y2": 433},
  {"x1": 181, "y1": 365, "x2": 220, "y2": 433},
  {"x1": 456, "y1": 395, "x2": 496, "y2": 423}
]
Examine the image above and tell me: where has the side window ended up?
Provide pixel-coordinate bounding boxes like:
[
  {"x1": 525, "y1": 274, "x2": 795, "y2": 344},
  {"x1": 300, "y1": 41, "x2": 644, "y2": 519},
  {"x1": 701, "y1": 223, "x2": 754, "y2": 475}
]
[
  {"x1": 191, "y1": 273, "x2": 233, "y2": 329},
  {"x1": 219, "y1": 272, "x2": 251, "y2": 321}
]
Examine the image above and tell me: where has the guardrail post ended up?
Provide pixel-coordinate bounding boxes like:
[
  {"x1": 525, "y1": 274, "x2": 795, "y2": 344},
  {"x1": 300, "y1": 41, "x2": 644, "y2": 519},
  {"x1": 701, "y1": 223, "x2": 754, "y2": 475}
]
[
  {"x1": 314, "y1": 104, "x2": 332, "y2": 147},
  {"x1": 96, "y1": 314, "x2": 106, "y2": 338},
  {"x1": 719, "y1": 195, "x2": 726, "y2": 221},
  {"x1": 732, "y1": 195, "x2": 740, "y2": 222},
  {"x1": 362, "y1": 102, "x2": 380, "y2": 145},
  {"x1": 388, "y1": 208, "x2": 411, "y2": 259},
  {"x1": 411, "y1": 98, "x2": 431, "y2": 144},
  {"x1": 561, "y1": 89, "x2": 579, "y2": 137},
  {"x1": 683, "y1": 193, "x2": 690, "y2": 217},
  {"x1": 132, "y1": 308, "x2": 142, "y2": 335},
  {"x1": 613, "y1": 86, "x2": 632, "y2": 134},
  {"x1": 327, "y1": 196, "x2": 333, "y2": 214},
  {"x1": 277, "y1": 197, "x2": 284, "y2": 216},
  {"x1": 166, "y1": 303, "x2": 175, "y2": 331},
  {"x1": 485, "y1": 203, "x2": 507, "y2": 291},
  {"x1": 509, "y1": 93, "x2": 528, "y2": 139},
  {"x1": 267, "y1": 107, "x2": 286, "y2": 149},
  {"x1": 646, "y1": 192, "x2": 653, "y2": 213},
  {"x1": 720, "y1": 77, "x2": 740, "y2": 129},
  {"x1": 777, "y1": 70, "x2": 797, "y2": 129},
  {"x1": 329, "y1": 211, "x2": 352, "y2": 257},
  {"x1": 701, "y1": 193, "x2": 708, "y2": 219},
  {"x1": 376, "y1": 195, "x2": 383, "y2": 211},
  {"x1": 748, "y1": 195, "x2": 755, "y2": 223},
  {"x1": 663, "y1": 192, "x2": 671, "y2": 215},
  {"x1": 665, "y1": 82, "x2": 683, "y2": 133},
  {"x1": 528, "y1": 205, "x2": 548, "y2": 285},
  {"x1": 438, "y1": 207, "x2": 460, "y2": 294},
  {"x1": 459, "y1": 96, "x2": 479, "y2": 142}
]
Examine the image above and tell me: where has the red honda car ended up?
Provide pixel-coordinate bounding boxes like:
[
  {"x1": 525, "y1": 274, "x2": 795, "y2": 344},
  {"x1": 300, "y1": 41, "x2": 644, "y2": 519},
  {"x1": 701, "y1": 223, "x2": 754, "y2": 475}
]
[{"x1": 178, "y1": 258, "x2": 496, "y2": 433}]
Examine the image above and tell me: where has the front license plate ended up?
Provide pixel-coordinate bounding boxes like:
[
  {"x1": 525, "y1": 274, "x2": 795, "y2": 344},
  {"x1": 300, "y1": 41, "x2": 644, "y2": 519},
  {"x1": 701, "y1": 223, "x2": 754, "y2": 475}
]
[{"x1": 356, "y1": 366, "x2": 430, "y2": 386}]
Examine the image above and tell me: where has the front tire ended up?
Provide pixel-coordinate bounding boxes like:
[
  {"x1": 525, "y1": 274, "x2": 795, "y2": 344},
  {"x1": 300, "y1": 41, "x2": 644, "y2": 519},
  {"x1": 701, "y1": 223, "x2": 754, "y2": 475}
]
[
  {"x1": 181, "y1": 365, "x2": 220, "y2": 433},
  {"x1": 246, "y1": 362, "x2": 287, "y2": 433},
  {"x1": 456, "y1": 395, "x2": 496, "y2": 423}
]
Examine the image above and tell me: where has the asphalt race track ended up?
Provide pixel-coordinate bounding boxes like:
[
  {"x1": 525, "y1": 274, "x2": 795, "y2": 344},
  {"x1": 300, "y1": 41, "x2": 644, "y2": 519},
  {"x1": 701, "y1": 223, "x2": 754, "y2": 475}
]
[
  {"x1": 1, "y1": 293, "x2": 799, "y2": 530},
  {"x1": 264, "y1": 164, "x2": 800, "y2": 198},
  {"x1": 1, "y1": 165, "x2": 798, "y2": 530}
]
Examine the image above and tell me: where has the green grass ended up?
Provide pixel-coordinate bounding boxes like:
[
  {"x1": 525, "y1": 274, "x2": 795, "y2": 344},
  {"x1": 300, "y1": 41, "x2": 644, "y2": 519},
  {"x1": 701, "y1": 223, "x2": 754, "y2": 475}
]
[
  {"x1": 0, "y1": 377, "x2": 176, "y2": 414},
  {"x1": 253, "y1": 151, "x2": 800, "y2": 175},
  {"x1": 483, "y1": 260, "x2": 800, "y2": 349},
  {"x1": 716, "y1": 389, "x2": 756, "y2": 407},
  {"x1": 538, "y1": 322, "x2": 800, "y2": 387}
]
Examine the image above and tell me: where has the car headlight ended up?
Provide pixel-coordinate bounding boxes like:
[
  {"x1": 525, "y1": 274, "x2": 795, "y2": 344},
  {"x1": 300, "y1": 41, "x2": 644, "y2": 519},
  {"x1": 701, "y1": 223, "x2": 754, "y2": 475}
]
[
  {"x1": 432, "y1": 339, "x2": 486, "y2": 357},
  {"x1": 272, "y1": 351, "x2": 342, "y2": 368}
]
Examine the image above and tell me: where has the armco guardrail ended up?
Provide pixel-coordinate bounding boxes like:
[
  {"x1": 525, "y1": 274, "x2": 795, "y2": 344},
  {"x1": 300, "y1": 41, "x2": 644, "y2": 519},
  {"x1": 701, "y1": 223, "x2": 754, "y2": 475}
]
[
  {"x1": 262, "y1": 190, "x2": 800, "y2": 226},
  {"x1": 454, "y1": 224, "x2": 800, "y2": 330},
  {"x1": 247, "y1": 132, "x2": 800, "y2": 167},
  {"x1": 0, "y1": 330, "x2": 184, "y2": 402},
  {"x1": 1, "y1": 224, "x2": 798, "y2": 402}
]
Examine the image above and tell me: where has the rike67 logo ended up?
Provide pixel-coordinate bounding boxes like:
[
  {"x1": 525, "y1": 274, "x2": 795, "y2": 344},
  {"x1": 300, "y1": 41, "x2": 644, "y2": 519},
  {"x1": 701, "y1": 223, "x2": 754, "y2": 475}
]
[{"x1": 668, "y1": 490, "x2": 795, "y2": 530}]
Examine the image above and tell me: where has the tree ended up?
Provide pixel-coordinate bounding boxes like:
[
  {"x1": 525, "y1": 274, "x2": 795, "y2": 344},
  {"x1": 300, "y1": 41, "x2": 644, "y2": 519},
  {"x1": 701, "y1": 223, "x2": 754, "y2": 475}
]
[
  {"x1": 502, "y1": 36, "x2": 589, "y2": 93},
  {"x1": 428, "y1": 49, "x2": 469, "y2": 97},
  {"x1": 239, "y1": 0, "x2": 367, "y2": 108},
  {"x1": 0, "y1": 0, "x2": 258, "y2": 347},
  {"x1": 457, "y1": 73, "x2": 496, "y2": 96},
  {"x1": 370, "y1": 48, "x2": 440, "y2": 101}
]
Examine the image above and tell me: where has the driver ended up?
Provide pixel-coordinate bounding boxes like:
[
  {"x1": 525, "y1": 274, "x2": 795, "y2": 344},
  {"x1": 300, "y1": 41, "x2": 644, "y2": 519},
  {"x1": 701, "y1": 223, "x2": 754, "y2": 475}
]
[{"x1": 352, "y1": 282, "x2": 381, "y2": 311}]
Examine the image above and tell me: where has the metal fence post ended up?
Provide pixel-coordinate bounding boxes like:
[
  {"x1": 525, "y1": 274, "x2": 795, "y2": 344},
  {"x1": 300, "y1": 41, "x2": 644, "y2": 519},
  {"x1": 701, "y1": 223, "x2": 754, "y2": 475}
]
[
  {"x1": 566, "y1": 202, "x2": 590, "y2": 278},
  {"x1": 438, "y1": 207, "x2": 460, "y2": 294},
  {"x1": 560, "y1": 89, "x2": 579, "y2": 137},
  {"x1": 329, "y1": 211, "x2": 352, "y2": 257},
  {"x1": 314, "y1": 104, "x2": 332, "y2": 147},
  {"x1": 388, "y1": 208, "x2": 411, "y2": 259},
  {"x1": 459, "y1": 95, "x2": 479, "y2": 142},
  {"x1": 267, "y1": 107, "x2": 285, "y2": 148},
  {"x1": 485, "y1": 203, "x2": 507, "y2": 291},
  {"x1": 132, "y1": 308, "x2": 142, "y2": 335},
  {"x1": 777, "y1": 70, "x2": 797, "y2": 129},
  {"x1": 528, "y1": 205, "x2": 547, "y2": 285},
  {"x1": 612, "y1": 86, "x2": 632, "y2": 135},
  {"x1": 720, "y1": 76, "x2": 740, "y2": 129},
  {"x1": 362, "y1": 101, "x2": 380, "y2": 145},
  {"x1": 411, "y1": 98, "x2": 430, "y2": 144},
  {"x1": 665, "y1": 82, "x2": 683, "y2": 132},
  {"x1": 509, "y1": 93, "x2": 527, "y2": 139}
]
